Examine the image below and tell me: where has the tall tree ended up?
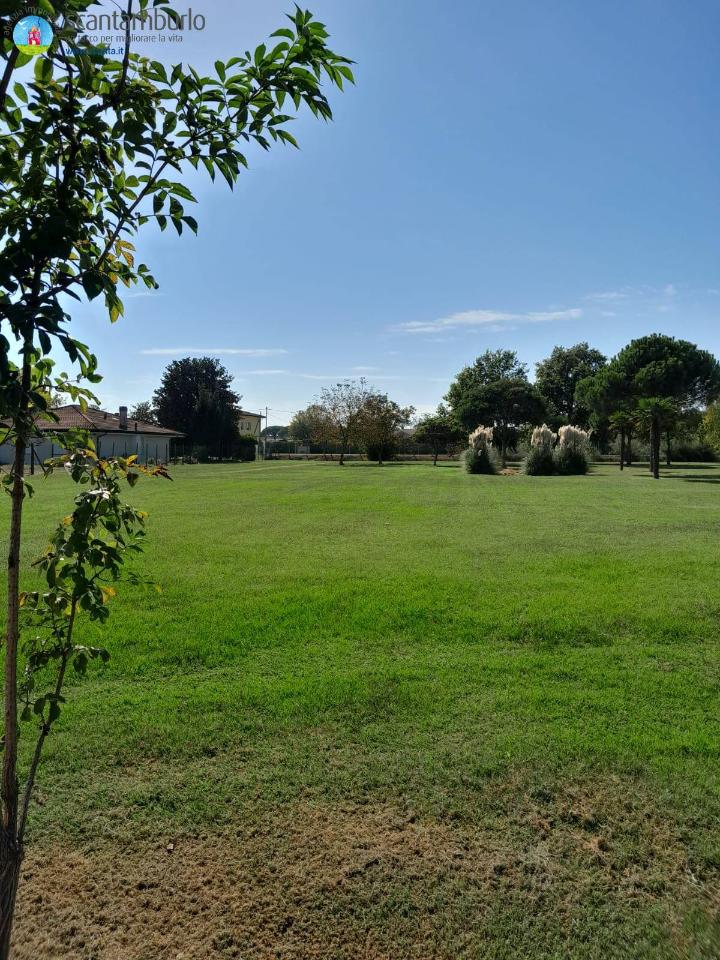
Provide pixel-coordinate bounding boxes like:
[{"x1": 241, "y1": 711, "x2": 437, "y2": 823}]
[
  {"x1": 359, "y1": 393, "x2": 414, "y2": 465},
  {"x1": 0, "y1": 4, "x2": 353, "y2": 950},
  {"x1": 413, "y1": 405, "x2": 464, "y2": 465},
  {"x1": 153, "y1": 357, "x2": 240, "y2": 457},
  {"x1": 576, "y1": 367, "x2": 634, "y2": 469},
  {"x1": 535, "y1": 343, "x2": 606, "y2": 427},
  {"x1": 453, "y1": 378, "x2": 546, "y2": 467},
  {"x1": 445, "y1": 349, "x2": 527, "y2": 411},
  {"x1": 579, "y1": 335, "x2": 720, "y2": 479},
  {"x1": 317, "y1": 379, "x2": 372, "y2": 465},
  {"x1": 615, "y1": 335, "x2": 720, "y2": 478}
]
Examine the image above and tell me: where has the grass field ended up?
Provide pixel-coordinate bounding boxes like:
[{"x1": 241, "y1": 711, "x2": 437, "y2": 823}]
[{"x1": 5, "y1": 460, "x2": 720, "y2": 958}]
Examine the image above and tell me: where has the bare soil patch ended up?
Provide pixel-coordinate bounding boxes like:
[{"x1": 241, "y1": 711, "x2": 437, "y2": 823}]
[{"x1": 12, "y1": 783, "x2": 716, "y2": 959}]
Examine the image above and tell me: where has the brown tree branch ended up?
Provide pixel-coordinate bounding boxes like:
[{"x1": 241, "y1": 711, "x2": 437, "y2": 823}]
[{"x1": 0, "y1": 47, "x2": 18, "y2": 113}]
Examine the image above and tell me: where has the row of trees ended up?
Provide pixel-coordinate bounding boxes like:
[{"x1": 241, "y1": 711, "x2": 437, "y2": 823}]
[
  {"x1": 576, "y1": 335, "x2": 720, "y2": 479},
  {"x1": 411, "y1": 337, "x2": 720, "y2": 476},
  {"x1": 289, "y1": 380, "x2": 415, "y2": 464},
  {"x1": 135, "y1": 337, "x2": 720, "y2": 474}
]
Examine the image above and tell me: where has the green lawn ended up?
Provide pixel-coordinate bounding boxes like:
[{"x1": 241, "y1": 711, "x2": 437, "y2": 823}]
[{"x1": 6, "y1": 461, "x2": 720, "y2": 959}]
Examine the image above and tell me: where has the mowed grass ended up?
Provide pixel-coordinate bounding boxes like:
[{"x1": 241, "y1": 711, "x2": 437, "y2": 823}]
[{"x1": 4, "y1": 460, "x2": 720, "y2": 958}]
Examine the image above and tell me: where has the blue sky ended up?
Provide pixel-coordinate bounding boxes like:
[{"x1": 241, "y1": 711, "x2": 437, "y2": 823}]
[{"x1": 43, "y1": 0, "x2": 720, "y2": 420}]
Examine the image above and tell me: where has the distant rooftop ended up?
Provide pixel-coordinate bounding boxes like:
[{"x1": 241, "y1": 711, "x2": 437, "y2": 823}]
[{"x1": 38, "y1": 405, "x2": 183, "y2": 437}]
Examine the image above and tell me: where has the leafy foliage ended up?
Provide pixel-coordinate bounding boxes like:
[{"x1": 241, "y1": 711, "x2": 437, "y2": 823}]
[
  {"x1": 359, "y1": 393, "x2": 414, "y2": 464},
  {"x1": 153, "y1": 357, "x2": 241, "y2": 456},
  {"x1": 316, "y1": 379, "x2": 373, "y2": 465},
  {"x1": 129, "y1": 401, "x2": 155, "y2": 423},
  {"x1": 16, "y1": 444, "x2": 170, "y2": 842},
  {"x1": 577, "y1": 335, "x2": 720, "y2": 477},
  {"x1": 0, "y1": 2, "x2": 353, "y2": 372},
  {"x1": 413, "y1": 405, "x2": 464, "y2": 464},
  {"x1": 535, "y1": 343, "x2": 606, "y2": 428},
  {"x1": 445, "y1": 349, "x2": 528, "y2": 412},
  {"x1": 288, "y1": 404, "x2": 335, "y2": 446},
  {"x1": 0, "y1": 3, "x2": 353, "y2": 944},
  {"x1": 453, "y1": 378, "x2": 546, "y2": 466}
]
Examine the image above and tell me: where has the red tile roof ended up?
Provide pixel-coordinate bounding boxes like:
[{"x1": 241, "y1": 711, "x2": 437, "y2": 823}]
[{"x1": 38, "y1": 406, "x2": 184, "y2": 437}]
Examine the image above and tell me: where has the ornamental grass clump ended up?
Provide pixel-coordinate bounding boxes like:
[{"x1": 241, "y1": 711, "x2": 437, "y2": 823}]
[
  {"x1": 524, "y1": 424, "x2": 556, "y2": 475},
  {"x1": 554, "y1": 425, "x2": 590, "y2": 475},
  {"x1": 464, "y1": 425, "x2": 497, "y2": 474}
]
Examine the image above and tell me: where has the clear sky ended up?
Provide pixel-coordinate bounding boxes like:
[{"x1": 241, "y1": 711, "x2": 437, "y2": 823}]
[{"x1": 53, "y1": 0, "x2": 720, "y2": 421}]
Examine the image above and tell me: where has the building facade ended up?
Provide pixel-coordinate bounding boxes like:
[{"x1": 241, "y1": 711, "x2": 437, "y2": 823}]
[
  {"x1": 238, "y1": 410, "x2": 263, "y2": 439},
  {"x1": 0, "y1": 405, "x2": 183, "y2": 466}
]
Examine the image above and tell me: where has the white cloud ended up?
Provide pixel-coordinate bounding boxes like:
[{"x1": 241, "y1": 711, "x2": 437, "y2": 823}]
[
  {"x1": 244, "y1": 368, "x2": 289, "y2": 375},
  {"x1": 140, "y1": 348, "x2": 288, "y2": 357},
  {"x1": 663, "y1": 283, "x2": 677, "y2": 297},
  {"x1": 352, "y1": 365, "x2": 380, "y2": 372},
  {"x1": 584, "y1": 290, "x2": 630, "y2": 302},
  {"x1": 394, "y1": 307, "x2": 582, "y2": 336}
]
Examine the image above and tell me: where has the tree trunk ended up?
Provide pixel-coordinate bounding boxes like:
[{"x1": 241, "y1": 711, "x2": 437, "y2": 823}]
[
  {"x1": 665, "y1": 429, "x2": 672, "y2": 467},
  {"x1": 1, "y1": 426, "x2": 27, "y2": 958},
  {"x1": 651, "y1": 417, "x2": 660, "y2": 479},
  {"x1": 0, "y1": 842, "x2": 21, "y2": 960},
  {"x1": 619, "y1": 427, "x2": 625, "y2": 470},
  {"x1": 625, "y1": 430, "x2": 633, "y2": 467},
  {"x1": 433, "y1": 448, "x2": 438, "y2": 466}
]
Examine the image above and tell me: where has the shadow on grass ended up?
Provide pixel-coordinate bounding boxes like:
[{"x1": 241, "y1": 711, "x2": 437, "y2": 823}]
[
  {"x1": 339, "y1": 461, "x2": 462, "y2": 469},
  {"x1": 665, "y1": 474, "x2": 720, "y2": 484}
]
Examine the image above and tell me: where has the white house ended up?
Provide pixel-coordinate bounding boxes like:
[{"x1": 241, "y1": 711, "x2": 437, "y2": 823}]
[
  {"x1": 238, "y1": 409, "x2": 263, "y2": 439},
  {"x1": 0, "y1": 405, "x2": 183, "y2": 466}
]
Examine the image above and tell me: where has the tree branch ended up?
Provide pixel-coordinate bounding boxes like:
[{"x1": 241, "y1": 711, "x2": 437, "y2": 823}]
[{"x1": 0, "y1": 47, "x2": 18, "y2": 113}]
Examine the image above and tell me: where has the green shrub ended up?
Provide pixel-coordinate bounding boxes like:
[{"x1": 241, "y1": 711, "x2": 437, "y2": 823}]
[
  {"x1": 554, "y1": 445, "x2": 588, "y2": 475},
  {"x1": 366, "y1": 441, "x2": 398, "y2": 463},
  {"x1": 671, "y1": 444, "x2": 717, "y2": 463},
  {"x1": 523, "y1": 446, "x2": 555, "y2": 475},
  {"x1": 464, "y1": 445, "x2": 497, "y2": 474},
  {"x1": 236, "y1": 436, "x2": 258, "y2": 462}
]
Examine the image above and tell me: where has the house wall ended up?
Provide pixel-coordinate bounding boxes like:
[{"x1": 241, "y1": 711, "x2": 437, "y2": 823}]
[
  {"x1": 0, "y1": 432, "x2": 173, "y2": 466},
  {"x1": 238, "y1": 414, "x2": 262, "y2": 438}
]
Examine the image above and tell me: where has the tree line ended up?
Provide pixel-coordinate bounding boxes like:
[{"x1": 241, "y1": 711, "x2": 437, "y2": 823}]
[{"x1": 288, "y1": 335, "x2": 720, "y2": 474}]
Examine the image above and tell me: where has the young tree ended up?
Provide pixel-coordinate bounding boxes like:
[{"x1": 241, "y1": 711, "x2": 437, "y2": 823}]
[
  {"x1": 535, "y1": 343, "x2": 607, "y2": 427},
  {"x1": 153, "y1": 357, "x2": 240, "y2": 457},
  {"x1": 413, "y1": 405, "x2": 464, "y2": 465},
  {"x1": 289, "y1": 403, "x2": 336, "y2": 449},
  {"x1": 317, "y1": 379, "x2": 372, "y2": 465},
  {"x1": 359, "y1": 393, "x2": 414, "y2": 465},
  {"x1": 0, "y1": 4, "x2": 353, "y2": 950},
  {"x1": 576, "y1": 368, "x2": 634, "y2": 470},
  {"x1": 445, "y1": 349, "x2": 528, "y2": 412},
  {"x1": 608, "y1": 409, "x2": 635, "y2": 470},
  {"x1": 129, "y1": 401, "x2": 155, "y2": 423},
  {"x1": 452, "y1": 378, "x2": 546, "y2": 467}
]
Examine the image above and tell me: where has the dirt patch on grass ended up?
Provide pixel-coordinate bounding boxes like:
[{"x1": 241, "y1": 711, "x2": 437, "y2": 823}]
[{"x1": 12, "y1": 783, "x2": 718, "y2": 959}]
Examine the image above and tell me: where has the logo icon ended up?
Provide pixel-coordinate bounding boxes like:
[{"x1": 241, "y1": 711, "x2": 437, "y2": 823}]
[{"x1": 13, "y1": 15, "x2": 54, "y2": 57}]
